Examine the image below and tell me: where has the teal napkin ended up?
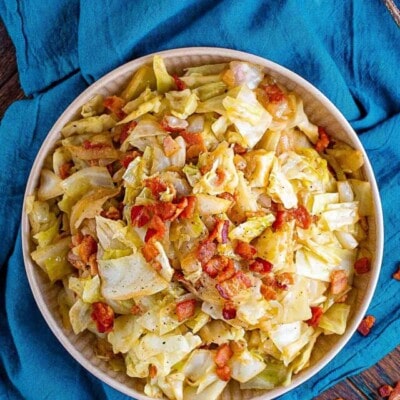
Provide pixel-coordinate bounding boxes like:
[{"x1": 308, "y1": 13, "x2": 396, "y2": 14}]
[{"x1": 1, "y1": 1, "x2": 399, "y2": 399}]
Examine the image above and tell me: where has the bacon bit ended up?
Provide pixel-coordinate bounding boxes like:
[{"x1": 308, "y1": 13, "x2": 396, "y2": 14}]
[
  {"x1": 272, "y1": 210, "x2": 288, "y2": 231},
  {"x1": 144, "y1": 176, "x2": 168, "y2": 198},
  {"x1": 249, "y1": 257, "x2": 273, "y2": 274},
  {"x1": 82, "y1": 140, "x2": 109, "y2": 150},
  {"x1": 88, "y1": 253, "x2": 99, "y2": 276},
  {"x1": 120, "y1": 121, "x2": 137, "y2": 144},
  {"x1": 330, "y1": 270, "x2": 348, "y2": 295},
  {"x1": 172, "y1": 74, "x2": 187, "y2": 91},
  {"x1": 175, "y1": 299, "x2": 197, "y2": 322},
  {"x1": 149, "y1": 364, "x2": 157, "y2": 379},
  {"x1": 163, "y1": 136, "x2": 180, "y2": 156},
  {"x1": 222, "y1": 303, "x2": 237, "y2": 320},
  {"x1": 142, "y1": 241, "x2": 159, "y2": 262},
  {"x1": 180, "y1": 131, "x2": 204, "y2": 146},
  {"x1": 91, "y1": 302, "x2": 114, "y2": 333},
  {"x1": 208, "y1": 219, "x2": 230, "y2": 244},
  {"x1": 215, "y1": 167, "x2": 226, "y2": 186},
  {"x1": 121, "y1": 150, "x2": 140, "y2": 168},
  {"x1": 59, "y1": 161, "x2": 73, "y2": 179},
  {"x1": 215, "y1": 343, "x2": 233, "y2": 368},
  {"x1": 197, "y1": 241, "x2": 217, "y2": 264},
  {"x1": 292, "y1": 205, "x2": 312, "y2": 229},
  {"x1": 180, "y1": 196, "x2": 197, "y2": 219},
  {"x1": 234, "y1": 241, "x2": 257, "y2": 260},
  {"x1": 354, "y1": 257, "x2": 371, "y2": 274},
  {"x1": 216, "y1": 365, "x2": 231, "y2": 381},
  {"x1": 216, "y1": 272, "x2": 252, "y2": 300},
  {"x1": 186, "y1": 143, "x2": 207, "y2": 159},
  {"x1": 315, "y1": 126, "x2": 330, "y2": 153},
  {"x1": 146, "y1": 215, "x2": 166, "y2": 241},
  {"x1": 130, "y1": 305, "x2": 142, "y2": 315},
  {"x1": 260, "y1": 284, "x2": 277, "y2": 300},
  {"x1": 263, "y1": 84, "x2": 286, "y2": 103},
  {"x1": 131, "y1": 205, "x2": 151, "y2": 227},
  {"x1": 357, "y1": 315, "x2": 375, "y2": 336},
  {"x1": 379, "y1": 384, "x2": 394, "y2": 398},
  {"x1": 103, "y1": 95, "x2": 126, "y2": 119},
  {"x1": 233, "y1": 143, "x2": 247, "y2": 154},
  {"x1": 389, "y1": 382, "x2": 400, "y2": 400},
  {"x1": 393, "y1": 267, "x2": 400, "y2": 281},
  {"x1": 78, "y1": 235, "x2": 98, "y2": 264},
  {"x1": 216, "y1": 258, "x2": 236, "y2": 283},
  {"x1": 275, "y1": 272, "x2": 294, "y2": 290},
  {"x1": 306, "y1": 306, "x2": 324, "y2": 328},
  {"x1": 153, "y1": 202, "x2": 177, "y2": 221},
  {"x1": 101, "y1": 206, "x2": 121, "y2": 221}
]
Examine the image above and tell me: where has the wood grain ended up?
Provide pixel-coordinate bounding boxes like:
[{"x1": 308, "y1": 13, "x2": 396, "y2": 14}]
[
  {"x1": 0, "y1": 16, "x2": 398, "y2": 400},
  {"x1": 0, "y1": 21, "x2": 25, "y2": 119}
]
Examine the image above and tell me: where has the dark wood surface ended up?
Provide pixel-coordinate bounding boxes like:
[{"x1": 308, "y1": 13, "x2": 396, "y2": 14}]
[{"x1": 0, "y1": 17, "x2": 398, "y2": 400}]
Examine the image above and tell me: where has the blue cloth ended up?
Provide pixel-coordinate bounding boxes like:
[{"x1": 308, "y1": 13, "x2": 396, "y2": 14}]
[{"x1": 0, "y1": 1, "x2": 399, "y2": 399}]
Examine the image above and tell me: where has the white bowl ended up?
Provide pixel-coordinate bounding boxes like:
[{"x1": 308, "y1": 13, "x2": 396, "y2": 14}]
[{"x1": 22, "y1": 47, "x2": 384, "y2": 400}]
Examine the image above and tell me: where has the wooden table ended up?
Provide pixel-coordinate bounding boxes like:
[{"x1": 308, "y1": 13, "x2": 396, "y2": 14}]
[{"x1": 1, "y1": 19, "x2": 398, "y2": 400}]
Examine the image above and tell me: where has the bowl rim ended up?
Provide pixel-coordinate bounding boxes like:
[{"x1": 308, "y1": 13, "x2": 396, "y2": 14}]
[{"x1": 21, "y1": 46, "x2": 384, "y2": 400}]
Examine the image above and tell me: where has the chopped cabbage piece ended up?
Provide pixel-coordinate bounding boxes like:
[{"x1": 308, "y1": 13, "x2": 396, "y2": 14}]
[
  {"x1": 229, "y1": 215, "x2": 275, "y2": 243},
  {"x1": 319, "y1": 303, "x2": 350, "y2": 335}
]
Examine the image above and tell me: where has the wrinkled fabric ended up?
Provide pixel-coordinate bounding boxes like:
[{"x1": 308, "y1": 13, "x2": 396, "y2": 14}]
[{"x1": 0, "y1": 1, "x2": 399, "y2": 399}]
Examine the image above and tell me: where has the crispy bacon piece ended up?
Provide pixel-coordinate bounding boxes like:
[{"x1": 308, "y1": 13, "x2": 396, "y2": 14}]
[
  {"x1": 131, "y1": 205, "x2": 151, "y2": 227},
  {"x1": 215, "y1": 343, "x2": 233, "y2": 368},
  {"x1": 175, "y1": 299, "x2": 197, "y2": 322},
  {"x1": 233, "y1": 143, "x2": 247, "y2": 154},
  {"x1": 275, "y1": 272, "x2": 294, "y2": 290},
  {"x1": 172, "y1": 74, "x2": 187, "y2": 91},
  {"x1": 142, "y1": 241, "x2": 159, "y2": 262},
  {"x1": 330, "y1": 270, "x2": 348, "y2": 295},
  {"x1": 78, "y1": 235, "x2": 98, "y2": 264},
  {"x1": 197, "y1": 240, "x2": 217, "y2": 264},
  {"x1": 91, "y1": 302, "x2": 114, "y2": 333},
  {"x1": 153, "y1": 202, "x2": 177, "y2": 221},
  {"x1": 144, "y1": 176, "x2": 168, "y2": 198},
  {"x1": 389, "y1": 382, "x2": 400, "y2": 400},
  {"x1": 179, "y1": 196, "x2": 196, "y2": 219},
  {"x1": 149, "y1": 365, "x2": 157, "y2": 378},
  {"x1": 292, "y1": 205, "x2": 312, "y2": 229},
  {"x1": 234, "y1": 241, "x2": 257, "y2": 260},
  {"x1": 103, "y1": 95, "x2": 126, "y2": 119},
  {"x1": 130, "y1": 305, "x2": 142, "y2": 315},
  {"x1": 215, "y1": 167, "x2": 226, "y2": 186},
  {"x1": 121, "y1": 150, "x2": 140, "y2": 168},
  {"x1": 272, "y1": 210, "x2": 288, "y2": 231},
  {"x1": 119, "y1": 121, "x2": 137, "y2": 144},
  {"x1": 180, "y1": 131, "x2": 204, "y2": 146},
  {"x1": 379, "y1": 384, "x2": 394, "y2": 398},
  {"x1": 315, "y1": 126, "x2": 330, "y2": 153},
  {"x1": 357, "y1": 315, "x2": 375, "y2": 336},
  {"x1": 101, "y1": 206, "x2": 121, "y2": 220},
  {"x1": 145, "y1": 215, "x2": 166, "y2": 242},
  {"x1": 393, "y1": 267, "x2": 400, "y2": 281},
  {"x1": 59, "y1": 161, "x2": 73, "y2": 179},
  {"x1": 354, "y1": 257, "x2": 371, "y2": 274},
  {"x1": 187, "y1": 143, "x2": 207, "y2": 159},
  {"x1": 88, "y1": 254, "x2": 99, "y2": 276},
  {"x1": 263, "y1": 84, "x2": 286, "y2": 103},
  {"x1": 163, "y1": 135, "x2": 180, "y2": 156},
  {"x1": 306, "y1": 306, "x2": 324, "y2": 328},
  {"x1": 208, "y1": 219, "x2": 230, "y2": 244},
  {"x1": 203, "y1": 256, "x2": 234, "y2": 282},
  {"x1": 216, "y1": 365, "x2": 231, "y2": 381},
  {"x1": 249, "y1": 257, "x2": 273, "y2": 273},
  {"x1": 260, "y1": 284, "x2": 277, "y2": 300},
  {"x1": 222, "y1": 303, "x2": 237, "y2": 320},
  {"x1": 216, "y1": 272, "x2": 252, "y2": 300}
]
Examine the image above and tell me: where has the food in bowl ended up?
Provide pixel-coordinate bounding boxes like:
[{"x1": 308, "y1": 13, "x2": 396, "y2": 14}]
[{"x1": 26, "y1": 55, "x2": 374, "y2": 399}]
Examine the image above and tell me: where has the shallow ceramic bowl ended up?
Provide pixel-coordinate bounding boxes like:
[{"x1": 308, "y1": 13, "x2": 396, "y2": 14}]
[{"x1": 22, "y1": 47, "x2": 384, "y2": 400}]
